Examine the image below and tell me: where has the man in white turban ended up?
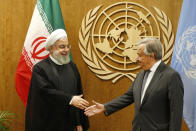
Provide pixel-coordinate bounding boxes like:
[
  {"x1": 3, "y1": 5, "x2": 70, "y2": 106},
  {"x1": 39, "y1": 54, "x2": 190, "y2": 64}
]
[
  {"x1": 45, "y1": 29, "x2": 70, "y2": 64},
  {"x1": 25, "y1": 29, "x2": 90, "y2": 131}
]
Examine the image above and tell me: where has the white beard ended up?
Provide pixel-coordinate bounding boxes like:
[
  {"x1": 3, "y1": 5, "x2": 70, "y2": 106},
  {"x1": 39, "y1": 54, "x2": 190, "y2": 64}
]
[{"x1": 52, "y1": 50, "x2": 70, "y2": 64}]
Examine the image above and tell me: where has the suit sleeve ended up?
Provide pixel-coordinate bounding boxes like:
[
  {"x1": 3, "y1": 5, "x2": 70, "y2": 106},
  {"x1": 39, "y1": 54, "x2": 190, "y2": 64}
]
[
  {"x1": 168, "y1": 72, "x2": 184, "y2": 131},
  {"x1": 104, "y1": 81, "x2": 135, "y2": 116}
]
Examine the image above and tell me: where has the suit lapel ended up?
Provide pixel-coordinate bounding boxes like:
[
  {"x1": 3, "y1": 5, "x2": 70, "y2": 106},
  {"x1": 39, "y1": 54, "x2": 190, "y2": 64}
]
[
  {"x1": 140, "y1": 62, "x2": 165, "y2": 106},
  {"x1": 135, "y1": 71, "x2": 145, "y2": 108}
]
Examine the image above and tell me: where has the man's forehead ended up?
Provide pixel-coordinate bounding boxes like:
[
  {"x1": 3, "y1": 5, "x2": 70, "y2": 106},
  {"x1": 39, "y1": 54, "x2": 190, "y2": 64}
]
[
  {"x1": 137, "y1": 45, "x2": 145, "y2": 54},
  {"x1": 55, "y1": 38, "x2": 68, "y2": 45},
  {"x1": 137, "y1": 44, "x2": 144, "y2": 50}
]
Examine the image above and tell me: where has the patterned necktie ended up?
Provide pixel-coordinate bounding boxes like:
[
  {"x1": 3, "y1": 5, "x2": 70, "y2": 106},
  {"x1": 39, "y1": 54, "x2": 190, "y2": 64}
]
[{"x1": 141, "y1": 70, "x2": 150, "y2": 99}]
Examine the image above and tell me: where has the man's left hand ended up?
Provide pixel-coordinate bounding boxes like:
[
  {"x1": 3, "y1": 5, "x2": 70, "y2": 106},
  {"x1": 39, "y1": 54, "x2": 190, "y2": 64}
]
[
  {"x1": 71, "y1": 94, "x2": 89, "y2": 109},
  {"x1": 76, "y1": 125, "x2": 83, "y2": 131}
]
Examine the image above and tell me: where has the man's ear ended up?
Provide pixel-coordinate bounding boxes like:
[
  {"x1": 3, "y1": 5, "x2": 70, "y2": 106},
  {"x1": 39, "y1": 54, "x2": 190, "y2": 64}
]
[
  {"x1": 150, "y1": 53, "x2": 155, "y2": 59},
  {"x1": 49, "y1": 46, "x2": 54, "y2": 54}
]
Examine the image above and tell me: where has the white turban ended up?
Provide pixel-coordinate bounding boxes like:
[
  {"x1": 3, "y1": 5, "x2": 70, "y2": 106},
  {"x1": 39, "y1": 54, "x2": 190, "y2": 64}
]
[{"x1": 45, "y1": 29, "x2": 67, "y2": 51}]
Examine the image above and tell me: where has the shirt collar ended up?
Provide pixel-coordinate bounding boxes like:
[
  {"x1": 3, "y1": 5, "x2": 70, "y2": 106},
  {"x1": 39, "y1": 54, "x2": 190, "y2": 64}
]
[
  {"x1": 49, "y1": 55, "x2": 63, "y2": 65},
  {"x1": 149, "y1": 60, "x2": 161, "y2": 72}
]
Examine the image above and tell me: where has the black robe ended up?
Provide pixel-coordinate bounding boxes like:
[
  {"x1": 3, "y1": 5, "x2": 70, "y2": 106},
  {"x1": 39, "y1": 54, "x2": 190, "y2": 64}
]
[{"x1": 25, "y1": 57, "x2": 89, "y2": 131}]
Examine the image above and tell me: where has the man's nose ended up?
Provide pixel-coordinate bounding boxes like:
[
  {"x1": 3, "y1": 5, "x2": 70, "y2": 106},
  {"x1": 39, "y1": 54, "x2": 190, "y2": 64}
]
[
  {"x1": 64, "y1": 47, "x2": 70, "y2": 51},
  {"x1": 136, "y1": 56, "x2": 139, "y2": 61},
  {"x1": 136, "y1": 56, "x2": 140, "y2": 63}
]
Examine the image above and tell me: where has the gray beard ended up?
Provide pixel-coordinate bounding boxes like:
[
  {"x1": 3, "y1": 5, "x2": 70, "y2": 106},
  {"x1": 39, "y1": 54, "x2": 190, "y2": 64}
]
[{"x1": 53, "y1": 50, "x2": 70, "y2": 64}]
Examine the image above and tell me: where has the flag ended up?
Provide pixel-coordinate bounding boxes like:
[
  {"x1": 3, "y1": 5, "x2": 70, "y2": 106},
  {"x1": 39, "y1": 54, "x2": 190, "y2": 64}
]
[
  {"x1": 170, "y1": 0, "x2": 196, "y2": 130},
  {"x1": 15, "y1": 0, "x2": 71, "y2": 106}
]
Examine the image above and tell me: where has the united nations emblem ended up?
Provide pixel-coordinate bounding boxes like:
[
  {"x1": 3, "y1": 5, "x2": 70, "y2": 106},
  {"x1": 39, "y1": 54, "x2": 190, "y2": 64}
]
[
  {"x1": 173, "y1": 26, "x2": 196, "y2": 79},
  {"x1": 79, "y1": 2, "x2": 174, "y2": 83}
]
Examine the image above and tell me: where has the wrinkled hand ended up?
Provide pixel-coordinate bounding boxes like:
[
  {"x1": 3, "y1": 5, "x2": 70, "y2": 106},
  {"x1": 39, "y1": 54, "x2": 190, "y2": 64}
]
[
  {"x1": 76, "y1": 125, "x2": 83, "y2": 131},
  {"x1": 71, "y1": 95, "x2": 89, "y2": 110},
  {"x1": 84, "y1": 100, "x2": 105, "y2": 117}
]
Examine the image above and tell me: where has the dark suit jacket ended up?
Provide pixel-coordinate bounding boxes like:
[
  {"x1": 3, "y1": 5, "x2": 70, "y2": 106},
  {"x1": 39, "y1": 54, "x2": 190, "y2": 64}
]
[{"x1": 104, "y1": 62, "x2": 184, "y2": 131}]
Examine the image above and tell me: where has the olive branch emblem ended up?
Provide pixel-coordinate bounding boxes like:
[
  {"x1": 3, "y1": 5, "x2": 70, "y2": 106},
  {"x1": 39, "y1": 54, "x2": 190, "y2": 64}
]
[{"x1": 153, "y1": 7, "x2": 174, "y2": 64}]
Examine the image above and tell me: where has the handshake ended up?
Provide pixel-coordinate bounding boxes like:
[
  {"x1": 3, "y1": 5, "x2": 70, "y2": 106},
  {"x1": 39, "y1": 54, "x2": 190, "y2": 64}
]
[{"x1": 71, "y1": 94, "x2": 104, "y2": 117}]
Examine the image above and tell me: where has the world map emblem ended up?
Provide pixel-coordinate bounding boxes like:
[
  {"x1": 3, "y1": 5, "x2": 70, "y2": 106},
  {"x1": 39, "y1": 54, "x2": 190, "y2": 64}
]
[{"x1": 79, "y1": 2, "x2": 174, "y2": 83}]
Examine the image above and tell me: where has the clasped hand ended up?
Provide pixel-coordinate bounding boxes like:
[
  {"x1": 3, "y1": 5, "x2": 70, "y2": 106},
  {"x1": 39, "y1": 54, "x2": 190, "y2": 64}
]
[
  {"x1": 71, "y1": 96, "x2": 105, "y2": 117},
  {"x1": 84, "y1": 100, "x2": 105, "y2": 117},
  {"x1": 71, "y1": 95, "x2": 89, "y2": 110}
]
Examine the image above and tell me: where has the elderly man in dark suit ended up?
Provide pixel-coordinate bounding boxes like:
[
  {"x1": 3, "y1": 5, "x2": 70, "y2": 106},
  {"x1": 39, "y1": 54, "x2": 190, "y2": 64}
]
[{"x1": 84, "y1": 38, "x2": 184, "y2": 131}]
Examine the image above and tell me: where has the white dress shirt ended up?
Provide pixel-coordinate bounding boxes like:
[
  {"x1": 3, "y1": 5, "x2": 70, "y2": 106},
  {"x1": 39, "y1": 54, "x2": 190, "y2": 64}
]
[{"x1": 141, "y1": 60, "x2": 161, "y2": 103}]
